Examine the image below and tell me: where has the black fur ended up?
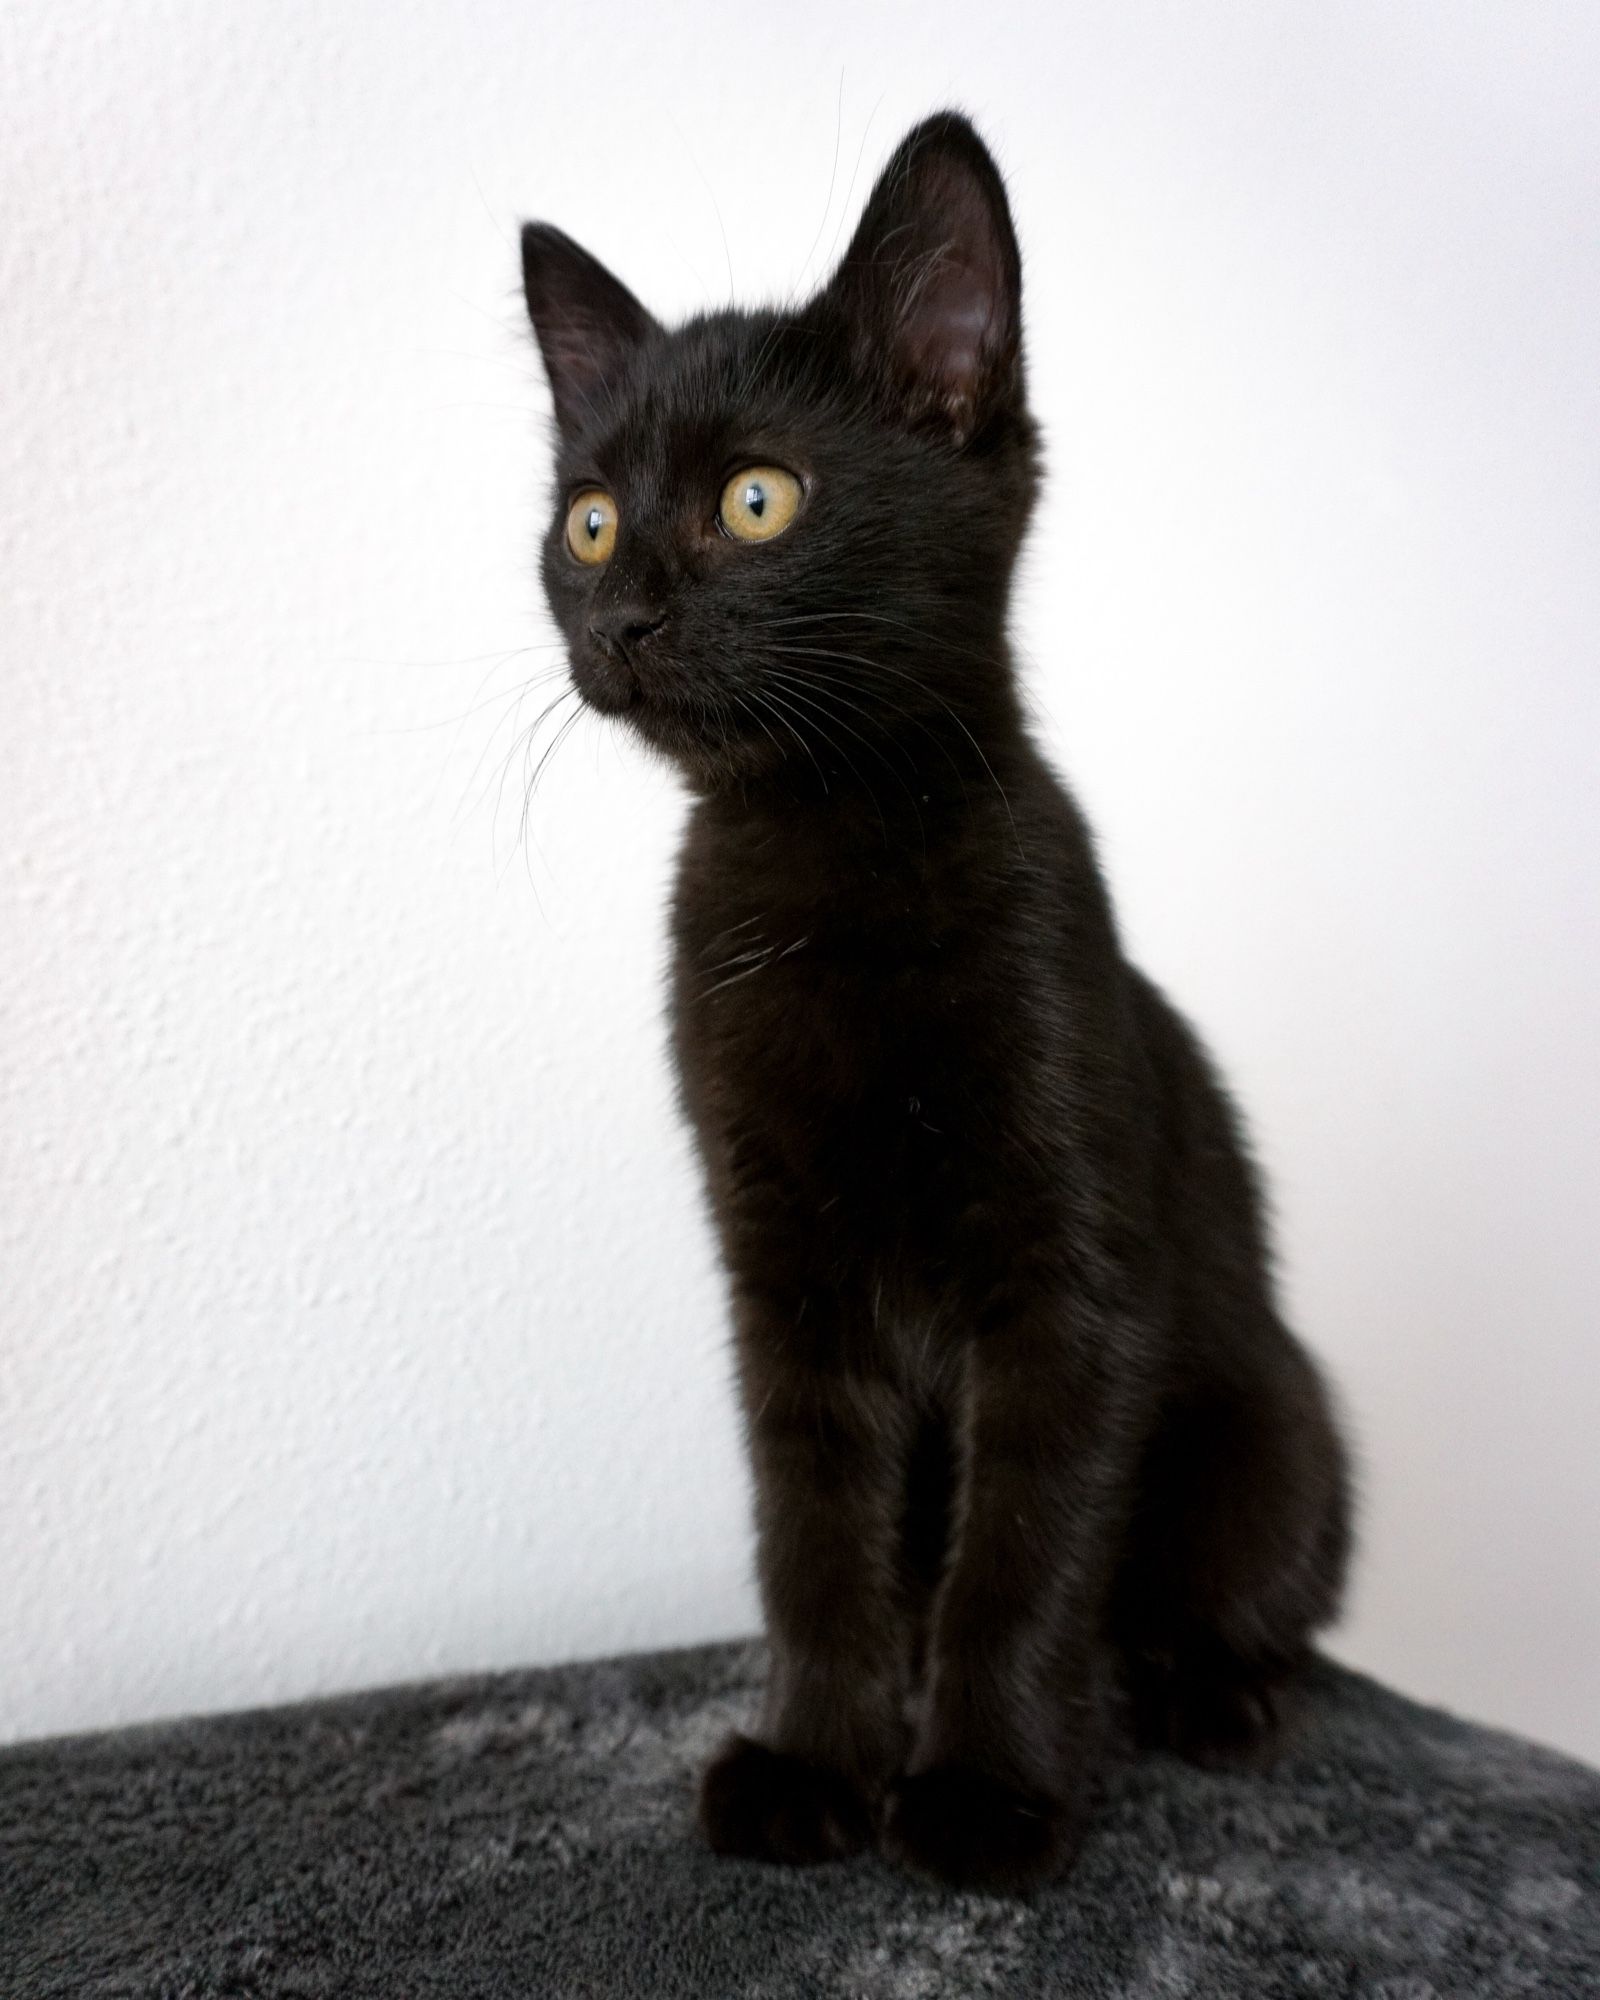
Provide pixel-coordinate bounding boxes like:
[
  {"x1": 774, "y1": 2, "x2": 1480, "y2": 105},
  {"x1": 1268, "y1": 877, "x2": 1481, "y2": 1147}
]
[{"x1": 520, "y1": 112, "x2": 1352, "y2": 1893}]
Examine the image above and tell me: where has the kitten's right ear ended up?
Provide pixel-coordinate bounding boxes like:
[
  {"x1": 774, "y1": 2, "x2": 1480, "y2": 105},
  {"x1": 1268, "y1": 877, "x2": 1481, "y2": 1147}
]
[{"x1": 520, "y1": 223, "x2": 660, "y2": 437}]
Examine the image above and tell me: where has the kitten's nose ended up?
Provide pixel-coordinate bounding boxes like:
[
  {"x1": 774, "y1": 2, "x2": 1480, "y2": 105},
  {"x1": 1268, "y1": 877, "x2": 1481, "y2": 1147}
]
[{"x1": 588, "y1": 607, "x2": 666, "y2": 662}]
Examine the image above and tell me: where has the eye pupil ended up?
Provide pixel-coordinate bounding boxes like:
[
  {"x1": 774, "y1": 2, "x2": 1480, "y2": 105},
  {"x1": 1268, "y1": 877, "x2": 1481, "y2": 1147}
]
[
  {"x1": 718, "y1": 465, "x2": 799, "y2": 543},
  {"x1": 566, "y1": 489, "x2": 616, "y2": 565}
]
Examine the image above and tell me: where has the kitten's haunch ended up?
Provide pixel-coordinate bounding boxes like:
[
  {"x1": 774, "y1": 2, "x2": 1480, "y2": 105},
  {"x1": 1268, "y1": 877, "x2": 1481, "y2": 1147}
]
[{"x1": 519, "y1": 111, "x2": 1352, "y2": 1893}]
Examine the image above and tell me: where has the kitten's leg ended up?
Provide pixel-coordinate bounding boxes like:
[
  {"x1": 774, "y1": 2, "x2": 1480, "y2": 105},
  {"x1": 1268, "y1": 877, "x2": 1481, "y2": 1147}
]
[
  {"x1": 883, "y1": 1284, "x2": 1149, "y2": 1892},
  {"x1": 700, "y1": 1299, "x2": 915, "y2": 1866},
  {"x1": 1117, "y1": 1329, "x2": 1351, "y2": 1765}
]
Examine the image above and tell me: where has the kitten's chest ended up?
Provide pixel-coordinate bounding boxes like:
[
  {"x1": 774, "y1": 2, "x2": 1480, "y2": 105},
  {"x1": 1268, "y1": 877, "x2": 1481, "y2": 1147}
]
[
  {"x1": 676, "y1": 911, "x2": 919, "y2": 1107},
  {"x1": 670, "y1": 874, "x2": 999, "y2": 1218},
  {"x1": 667, "y1": 805, "x2": 1035, "y2": 1194}
]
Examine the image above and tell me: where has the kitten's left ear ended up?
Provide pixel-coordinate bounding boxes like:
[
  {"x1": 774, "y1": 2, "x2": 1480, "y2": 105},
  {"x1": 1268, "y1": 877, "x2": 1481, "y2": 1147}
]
[
  {"x1": 520, "y1": 222, "x2": 661, "y2": 437},
  {"x1": 821, "y1": 112, "x2": 1023, "y2": 444}
]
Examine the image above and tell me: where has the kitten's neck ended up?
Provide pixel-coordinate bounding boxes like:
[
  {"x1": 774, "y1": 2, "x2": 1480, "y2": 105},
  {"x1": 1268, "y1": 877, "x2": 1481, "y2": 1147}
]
[
  {"x1": 686, "y1": 635, "x2": 1034, "y2": 828},
  {"x1": 689, "y1": 682, "x2": 1041, "y2": 914}
]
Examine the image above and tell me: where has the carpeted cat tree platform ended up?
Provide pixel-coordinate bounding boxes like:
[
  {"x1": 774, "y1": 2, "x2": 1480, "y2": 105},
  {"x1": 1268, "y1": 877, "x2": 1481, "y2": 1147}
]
[{"x1": 4, "y1": 1639, "x2": 1597, "y2": 1997}]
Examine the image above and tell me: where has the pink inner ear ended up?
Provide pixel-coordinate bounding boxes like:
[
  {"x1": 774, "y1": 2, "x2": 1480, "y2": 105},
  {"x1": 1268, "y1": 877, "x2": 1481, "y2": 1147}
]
[
  {"x1": 883, "y1": 168, "x2": 1013, "y2": 426},
  {"x1": 899, "y1": 266, "x2": 995, "y2": 414},
  {"x1": 551, "y1": 326, "x2": 602, "y2": 382},
  {"x1": 543, "y1": 315, "x2": 629, "y2": 425},
  {"x1": 822, "y1": 120, "x2": 1022, "y2": 435}
]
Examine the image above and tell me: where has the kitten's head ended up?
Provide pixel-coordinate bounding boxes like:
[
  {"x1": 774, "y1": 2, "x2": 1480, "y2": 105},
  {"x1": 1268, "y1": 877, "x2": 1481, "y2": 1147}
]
[{"x1": 521, "y1": 113, "x2": 1037, "y2": 790}]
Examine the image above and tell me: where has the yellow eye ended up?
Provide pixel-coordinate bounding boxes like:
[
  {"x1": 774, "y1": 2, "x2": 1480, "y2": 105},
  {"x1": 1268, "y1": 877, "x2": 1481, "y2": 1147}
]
[
  {"x1": 719, "y1": 465, "x2": 802, "y2": 543},
  {"x1": 565, "y1": 488, "x2": 618, "y2": 565}
]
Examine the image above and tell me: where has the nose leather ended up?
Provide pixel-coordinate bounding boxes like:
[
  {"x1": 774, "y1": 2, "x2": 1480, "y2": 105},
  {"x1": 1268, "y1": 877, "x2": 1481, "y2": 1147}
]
[{"x1": 588, "y1": 608, "x2": 666, "y2": 661}]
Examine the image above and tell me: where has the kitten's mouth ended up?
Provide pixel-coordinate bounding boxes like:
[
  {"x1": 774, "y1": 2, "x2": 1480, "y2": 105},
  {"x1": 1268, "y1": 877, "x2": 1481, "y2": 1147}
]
[
  {"x1": 575, "y1": 651, "x2": 701, "y2": 735},
  {"x1": 571, "y1": 657, "x2": 642, "y2": 717},
  {"x1": 572, "y1": 652, "x2": 767, "y2": 777}
]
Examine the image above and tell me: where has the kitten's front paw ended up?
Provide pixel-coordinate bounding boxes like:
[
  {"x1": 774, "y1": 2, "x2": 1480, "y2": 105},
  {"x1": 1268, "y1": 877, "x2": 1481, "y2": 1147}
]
[
  {"x1": 698, "y1": 1733, "x2": 873, "y2": 1866},
  {"x1": 882, "y1": 1765, "x2": 1077, "y2": 1892}
]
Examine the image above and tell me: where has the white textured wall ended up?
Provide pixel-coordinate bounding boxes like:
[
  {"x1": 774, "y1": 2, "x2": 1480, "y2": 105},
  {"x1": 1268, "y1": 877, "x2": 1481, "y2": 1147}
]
[{"x1": 4, "y1": 2, "x2": 1597, "y2": 1762}]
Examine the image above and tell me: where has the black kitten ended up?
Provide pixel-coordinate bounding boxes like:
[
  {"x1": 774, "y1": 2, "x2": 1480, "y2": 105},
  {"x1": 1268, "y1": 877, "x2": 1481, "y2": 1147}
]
[{"x1": 520, "y1": 112, "x2": 1351, "y2": 1893}]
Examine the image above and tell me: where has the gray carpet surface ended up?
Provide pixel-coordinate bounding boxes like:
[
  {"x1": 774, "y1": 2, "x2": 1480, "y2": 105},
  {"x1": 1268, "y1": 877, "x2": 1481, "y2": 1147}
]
[{"x1": 3, "y1": 1639, "x2": 1597, "y2": 1998}]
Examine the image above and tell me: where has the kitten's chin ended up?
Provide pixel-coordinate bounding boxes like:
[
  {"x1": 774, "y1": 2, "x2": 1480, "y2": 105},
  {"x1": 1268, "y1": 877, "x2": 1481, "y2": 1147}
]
[
  {"x1": 614, "y1": 697, "x2": 776, "y2": 786},
  {"x1": 566, "y1": 654, "x2": 773, "y2": 781},
  {"x1": 623, "y1": 701, "x2": 723, "y2": 763},
  {"x1": 571, "y1": 666, "x2": 639, "y2": 718}
]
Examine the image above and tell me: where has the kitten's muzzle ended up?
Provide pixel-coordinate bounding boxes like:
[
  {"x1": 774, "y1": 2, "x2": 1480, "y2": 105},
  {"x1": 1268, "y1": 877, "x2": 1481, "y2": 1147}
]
[{"x1": 575, "y1": 606, "x2": 667, "y2": 715}]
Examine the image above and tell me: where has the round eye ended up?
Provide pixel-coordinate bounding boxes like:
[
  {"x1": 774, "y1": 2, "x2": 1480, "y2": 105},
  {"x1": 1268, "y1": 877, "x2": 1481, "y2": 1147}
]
[
  {"x1": 719, "y1": 465, "x2": 803, "y2": 543},
  {"x1": 565, "y1": 489, "x2": 618, "y2": 565}
]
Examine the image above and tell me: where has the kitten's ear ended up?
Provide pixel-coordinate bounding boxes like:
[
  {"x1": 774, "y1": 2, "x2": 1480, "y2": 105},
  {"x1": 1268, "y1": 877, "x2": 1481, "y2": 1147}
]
[
  {"x1": 822, "y1": 113, "x2": 1023, "y2": 443},
  {"x1": 520, "y1": 223, "x2": 660, "y2": 436}
]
